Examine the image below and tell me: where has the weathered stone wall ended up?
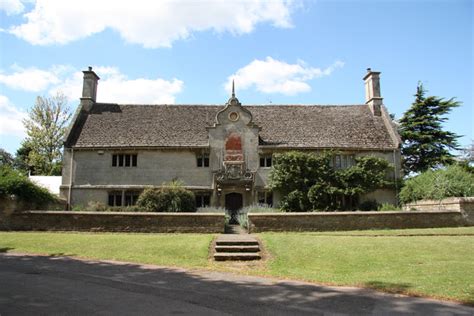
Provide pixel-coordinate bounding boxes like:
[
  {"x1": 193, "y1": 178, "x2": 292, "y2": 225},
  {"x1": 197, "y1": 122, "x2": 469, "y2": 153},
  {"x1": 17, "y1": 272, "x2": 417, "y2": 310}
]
[
  {"x1": 248, "y1": 210, "x2": 471, "y2": 232},
  {"x1": 0, "y1": 196, "x2": 66, "y2": 215},
  {"x1": 405, "y1": 197, "x2": 474, "y2": 226},
  {"x1": 0, "y1": 211, "x2": 224, "y2": 233}
]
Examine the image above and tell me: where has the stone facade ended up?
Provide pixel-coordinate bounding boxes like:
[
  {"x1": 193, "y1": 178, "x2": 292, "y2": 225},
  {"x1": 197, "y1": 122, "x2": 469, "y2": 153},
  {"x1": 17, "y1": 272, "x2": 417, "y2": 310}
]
[{"x1": 60, "y1": 68, "x2": 402, "y2": 210}]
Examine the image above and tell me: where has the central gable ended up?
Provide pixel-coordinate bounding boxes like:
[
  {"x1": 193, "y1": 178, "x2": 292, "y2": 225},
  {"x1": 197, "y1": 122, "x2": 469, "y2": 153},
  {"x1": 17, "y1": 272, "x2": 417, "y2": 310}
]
[{"x1": 207, "y1": 92, "x2": 261, "y2": 171}]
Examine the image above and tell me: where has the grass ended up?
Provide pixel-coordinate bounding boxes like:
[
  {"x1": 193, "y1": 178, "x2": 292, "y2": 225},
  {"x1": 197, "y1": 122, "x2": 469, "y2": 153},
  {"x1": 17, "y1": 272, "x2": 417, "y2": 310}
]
[
  {"x1": 0, "y1": 232, "x2": 214, "y2": 268},
  {"x1": 256, "y1": 228, "x2": 474, "y2": 304},
  {"x1": 0, "y1": 227, "x2": 473, "y2": 304}
]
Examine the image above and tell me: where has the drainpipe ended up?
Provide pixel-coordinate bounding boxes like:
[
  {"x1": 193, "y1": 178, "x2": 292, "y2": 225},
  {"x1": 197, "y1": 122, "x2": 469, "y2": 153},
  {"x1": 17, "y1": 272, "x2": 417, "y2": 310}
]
[
  {"x1": 68, "y1": 148, "x2": 74, "y2": 210},
  {"x1": 393, "y1": 149, "x2": 398, "y2": 204}
]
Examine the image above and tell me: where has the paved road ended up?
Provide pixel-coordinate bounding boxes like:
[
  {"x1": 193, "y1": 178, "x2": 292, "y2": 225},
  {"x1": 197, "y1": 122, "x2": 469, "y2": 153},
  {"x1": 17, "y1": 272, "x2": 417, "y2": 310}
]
[{"x1": 0, "y1": 253, "x2": 472, "y2": 315}]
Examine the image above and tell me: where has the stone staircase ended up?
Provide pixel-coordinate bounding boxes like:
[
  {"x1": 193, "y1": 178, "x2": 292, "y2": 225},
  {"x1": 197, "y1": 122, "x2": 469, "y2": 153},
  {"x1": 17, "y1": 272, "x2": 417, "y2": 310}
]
[{"x1": 213, "y1": 226, "x2": 261, "y2": 261}]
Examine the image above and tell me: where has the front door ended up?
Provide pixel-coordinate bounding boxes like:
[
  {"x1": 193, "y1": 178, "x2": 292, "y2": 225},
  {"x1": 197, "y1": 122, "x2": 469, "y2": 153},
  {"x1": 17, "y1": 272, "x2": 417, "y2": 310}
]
[{"x1": 225, "y1": 192, "x2": 243, "y2": 224}]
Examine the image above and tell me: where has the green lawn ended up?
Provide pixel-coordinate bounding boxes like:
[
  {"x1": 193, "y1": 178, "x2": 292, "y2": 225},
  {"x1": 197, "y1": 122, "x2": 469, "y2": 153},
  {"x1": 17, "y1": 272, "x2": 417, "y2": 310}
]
[
  {"x1": 0, "y1": 227, "x2": 473, "y2": 304},
  {"x1": 0, "y1": 232, "x2": 214, "y2": 268},
  {"x1": 257, "y1": 228, "x2": 474, "y2": 304}
]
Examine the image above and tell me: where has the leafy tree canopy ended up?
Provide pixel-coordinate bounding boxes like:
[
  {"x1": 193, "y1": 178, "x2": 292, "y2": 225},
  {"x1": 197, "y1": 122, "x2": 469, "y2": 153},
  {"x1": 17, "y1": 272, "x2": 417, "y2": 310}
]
[
  {"x1": 22, "y1": 92, "x2": 72, "y2": 175},
  {"x1": 0, "y1": 165, "x2": 55, "y2": 206},
  {"x1": 399, "y1": 165, "x2": 474, "y2": 204},
  {"x1": 270, "y1": 151, "x2": 393, "y2": 211},
  {"x1": 399, "y1": 83, "x2": 460, "y2": 174},
  {"x1": 0, "y1": 148, "x2": 14, "y2": 167}
]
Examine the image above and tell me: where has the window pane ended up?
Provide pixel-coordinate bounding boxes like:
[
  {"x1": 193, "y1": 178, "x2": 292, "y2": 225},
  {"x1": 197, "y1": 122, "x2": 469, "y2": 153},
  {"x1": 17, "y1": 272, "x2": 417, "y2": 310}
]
[
  {"x1": 203, "y1": 195, "x2": 210, "y2": 206},
  {"x1": 115, "y1": 194, "x2": 122, "y2": 206},
  {"x1": 118, "y1": 154, "x2": 124, "y2": 167},
  {"x1": 125, "y1": 155, "x2": 130, "y2": 167},
  {"x1": 267, "y1": 193, "x2": 273, "y2": 207},
  {"x1": 260, "y1": 157, "x2": 265, "y2": 167},
  {"x1": 266, "y1": 157, "x2": 272, "y2": 167},
  {"x1": 108, "y1": 194, "x2": 114, "y2": 206},
  {"x1": 204, "y1": 156, "x2": 209, "y2": 167},
  {"x1": 132, "y1": 154, "x2": 137, "y2": 167},
  {"x1": 335, "y1": 155, "x2": 341, "y2": 169},
  {"x1": 195, "y1": 195, "x2": 202, "y2": 208},
  {"x1": 197, "y1": 156, "x2": 203, "y2": 167},
  {"x1": 112, "y1": 155, "x2": 117, "y2": 167},
  {"x1": 258, "y1": 191, "x2": 266, "y2": 204},
  {"x1": 125, "y1": 194, "x2": 132, "y2": 206}
]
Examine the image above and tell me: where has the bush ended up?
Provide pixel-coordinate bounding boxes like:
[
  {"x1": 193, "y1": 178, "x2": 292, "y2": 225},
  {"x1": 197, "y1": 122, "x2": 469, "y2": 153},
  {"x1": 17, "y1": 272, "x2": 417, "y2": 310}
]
[
  {"x1": 378, "y1": 203, "x2": 402, "y2": 211},
  {"x1": 196, "y1": 206, "x2": 225, "y2": 213},
  {"x1": 358, "y1": 200, "x2": 379, "y2": 211},
  {"x1": 0, "y1": 165, "x2": 55, "y2": 207},
  {"x1": 136, "y1": 182, "x2": 196, "y2": 212},
  {"x1": 399, "y1": 165, "x2": 474, "y2": 204},
  {"x1": 241, "y1": 204, "x2": 280, "y2": 213},
  {"x1": 270, "y1": 151, "x2": 393, "y2": 212}
]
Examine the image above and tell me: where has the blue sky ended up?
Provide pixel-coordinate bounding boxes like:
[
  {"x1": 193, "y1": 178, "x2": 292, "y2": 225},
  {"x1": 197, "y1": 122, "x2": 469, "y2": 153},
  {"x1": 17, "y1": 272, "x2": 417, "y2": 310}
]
[{"x1": 0, "y1": 0, "x2": 472, "y2": 155}]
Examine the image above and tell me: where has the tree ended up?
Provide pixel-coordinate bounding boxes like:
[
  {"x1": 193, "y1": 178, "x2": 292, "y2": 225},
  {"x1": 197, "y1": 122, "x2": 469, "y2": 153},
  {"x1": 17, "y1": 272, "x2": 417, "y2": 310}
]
[
  {"x1": 0, "y1": 148, "x2": 14, "y2": 167},
  {"x1": 22, "y1": 93, "x2": 72, "y2": 175},
  {"x1": 399, "y1": 83, "x2": 460, "y2": 174},
  {"x1": 399, "y1": 165, "x2": 474, "y2": 204},
  {"x1": 13, "y1": 141, "x2": 33, "y2": 174},
  {"x1": 270, "y1": 151, "x2": 393, "y2": 211}
]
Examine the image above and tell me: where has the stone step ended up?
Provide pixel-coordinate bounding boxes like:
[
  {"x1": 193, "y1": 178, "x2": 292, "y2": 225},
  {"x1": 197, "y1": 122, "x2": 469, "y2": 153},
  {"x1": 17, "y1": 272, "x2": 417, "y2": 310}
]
[
  {"x1": 215, "y1": 239, "x2": 259, "y2": 246},
  {"x1": 213, "y1": 252, "x2": 261, "y2": 261},
  {"x1": 215, "y1": 245, "x2": 260, "y2": 253}
]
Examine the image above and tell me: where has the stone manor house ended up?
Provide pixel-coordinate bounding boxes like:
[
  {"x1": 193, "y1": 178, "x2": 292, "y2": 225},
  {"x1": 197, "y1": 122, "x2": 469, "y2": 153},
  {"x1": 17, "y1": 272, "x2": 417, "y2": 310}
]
[{"x1": 60, "y1": 68, "x2": 401, "y2": 211}]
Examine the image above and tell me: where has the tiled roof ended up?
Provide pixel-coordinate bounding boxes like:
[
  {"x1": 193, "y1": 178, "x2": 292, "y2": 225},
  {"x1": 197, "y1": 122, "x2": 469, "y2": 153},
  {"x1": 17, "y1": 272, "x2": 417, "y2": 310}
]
[{"x1": 68, "y1": 103, "x2": 398, "y2": 149}]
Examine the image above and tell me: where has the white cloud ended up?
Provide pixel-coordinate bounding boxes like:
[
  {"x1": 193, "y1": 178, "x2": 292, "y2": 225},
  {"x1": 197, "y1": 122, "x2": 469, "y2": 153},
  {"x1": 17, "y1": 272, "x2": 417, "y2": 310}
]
[
  {"x1": 0, "y1": 65, "x2": 67, "y2": 92},
  {"x1": 0, "y1": 0, "x2": 24, "y2": 15},
  {"x1": 0, "y1": 95, "x2": 27, "y2": 137},
  {"x1": 8, "y1": 0, "x2": 294, "y2": 48},
  {"x1": 225, "y1": 57, "x2": 344, "y2": 95},
  {"x1": 50, "y1": 66, "x2": 184, "y2": 104}
]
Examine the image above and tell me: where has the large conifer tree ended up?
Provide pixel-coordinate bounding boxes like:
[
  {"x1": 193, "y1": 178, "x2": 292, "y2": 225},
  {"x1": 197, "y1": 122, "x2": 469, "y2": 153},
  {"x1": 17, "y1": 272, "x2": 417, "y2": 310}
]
[{"x1": 399, "y1": 83, "x2": 460, "y2": 174}]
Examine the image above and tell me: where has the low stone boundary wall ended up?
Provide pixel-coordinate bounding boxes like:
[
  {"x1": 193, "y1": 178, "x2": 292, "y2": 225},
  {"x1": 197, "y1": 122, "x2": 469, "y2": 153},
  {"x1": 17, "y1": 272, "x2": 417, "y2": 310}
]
[
  {"x1": 248, "y1": 210, "x2": 472, "y2": 232},
  {"x1": 0, "y1": 211, "x2": 225, "y2": 233}
]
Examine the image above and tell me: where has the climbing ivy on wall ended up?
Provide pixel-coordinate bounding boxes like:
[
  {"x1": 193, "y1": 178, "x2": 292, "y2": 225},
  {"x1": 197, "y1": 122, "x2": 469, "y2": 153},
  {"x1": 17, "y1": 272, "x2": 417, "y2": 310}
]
[{"x1": 269, "y1": 151, "x2": 393, "y2": 211}]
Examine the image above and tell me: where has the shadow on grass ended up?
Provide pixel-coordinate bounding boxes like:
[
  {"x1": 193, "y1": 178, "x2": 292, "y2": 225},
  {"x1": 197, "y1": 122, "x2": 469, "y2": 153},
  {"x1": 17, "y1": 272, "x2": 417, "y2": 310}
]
[
  {"x1": 0, "y1": 247, "x2": 13, "y2": 253},
  {"x1": 364, "y1": 281, "x2": 412, "y2": 295},
  {"x1": 0, "y1": 253, "x2": 473, "y2": 314}
]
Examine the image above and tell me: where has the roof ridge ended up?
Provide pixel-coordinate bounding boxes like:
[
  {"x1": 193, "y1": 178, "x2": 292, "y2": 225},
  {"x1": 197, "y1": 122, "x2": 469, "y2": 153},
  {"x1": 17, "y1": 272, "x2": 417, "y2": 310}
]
[{"x1": 94, "y1": 103, "x2": 366, "y2": 107}]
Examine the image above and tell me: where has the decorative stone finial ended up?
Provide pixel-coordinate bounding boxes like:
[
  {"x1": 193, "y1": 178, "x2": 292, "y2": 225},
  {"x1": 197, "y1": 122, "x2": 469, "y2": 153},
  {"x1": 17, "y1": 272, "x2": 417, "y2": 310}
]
[
  {"x1": 232, "y1": 79, "x2": 235, "y2": 98},
  {"x1": 367, "y1": 67, "x2": 371, "y2": 72},
  {"x1": 88, "y1": 66, "x2": 93, "y2": 71}
]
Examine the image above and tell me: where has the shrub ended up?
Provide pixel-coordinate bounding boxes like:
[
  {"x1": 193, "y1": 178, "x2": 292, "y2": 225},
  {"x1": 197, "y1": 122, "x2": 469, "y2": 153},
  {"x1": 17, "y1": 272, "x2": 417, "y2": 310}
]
[
  {"x1": 136, "y1": 182, "x2": 196, "y2": 212},
  {"x1": 358, "y1": 200, "x2": 379, "y2": 211},
  {"x1": 378, "y1": 203, "x2": 402, "y2": 211},
  {"x1": 279, "y1": 190, "x2": 308, "y2": 212},
  {"x1": 196, "y1": 206, "x2": 225, "y2": 213},
  {"x1": 0, "y1": 165, "x2": 55, "y2": 207},
  {"x1": 241, "y1": 204, "x2": 280, "y2": 213},
  {"x1": 399, "y1": 165, "x2": 474, "y2": 204},
  {"x1": 270, "y1": 151, "x2": 393, "y2": 212}
]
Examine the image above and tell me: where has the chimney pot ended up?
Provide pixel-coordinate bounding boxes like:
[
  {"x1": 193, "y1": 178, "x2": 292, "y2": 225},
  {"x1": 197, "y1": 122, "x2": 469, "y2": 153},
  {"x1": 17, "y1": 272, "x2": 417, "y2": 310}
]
[
  {"x1": 363, "y1": 68, "x2": 382, "y2": 116},
  {"x1": 81, "y1": 67, "x2": 100, "y2": 111}
]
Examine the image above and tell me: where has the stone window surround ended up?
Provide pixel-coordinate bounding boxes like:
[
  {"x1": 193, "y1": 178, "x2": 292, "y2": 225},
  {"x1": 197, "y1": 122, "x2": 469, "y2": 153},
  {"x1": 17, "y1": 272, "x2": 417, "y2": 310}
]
[
  {"x1": 258, "y1": 191, "x2": 273, "y2": 207},
  {"x1": 112, "y1": 153, "x2": 138, "y2": 167},
  {"x1": 259, "y1": 154, "x2": 273, "y2": 168},
  {"x1": 108, "y1": 190, "x2": 141, "y2": 207}
]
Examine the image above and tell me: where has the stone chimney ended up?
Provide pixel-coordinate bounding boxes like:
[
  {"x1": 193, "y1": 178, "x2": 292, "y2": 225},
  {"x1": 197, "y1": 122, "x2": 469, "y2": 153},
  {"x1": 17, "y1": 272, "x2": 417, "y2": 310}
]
[
  {"x1": 363, "y1": 68, "x2": 382, "y2": 116},
  {"x1": 80, "y1": 66, "x2": 100, "y2": 112}
]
